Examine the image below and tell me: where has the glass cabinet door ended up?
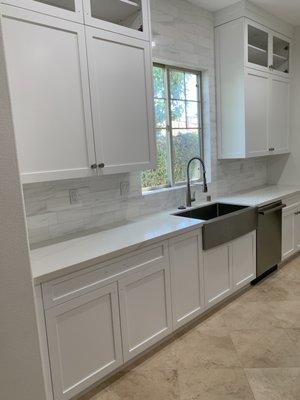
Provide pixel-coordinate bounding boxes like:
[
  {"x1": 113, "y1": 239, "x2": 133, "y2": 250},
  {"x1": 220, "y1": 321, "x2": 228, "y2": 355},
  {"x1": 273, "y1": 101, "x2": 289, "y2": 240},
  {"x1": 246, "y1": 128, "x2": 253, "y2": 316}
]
[
  {"x1": 2, "y1": 0, "x2": 83, "y2": 22},
  {"x1": 83, "y1": 0, "x2": 149, "y2": 40},
  {"x1": 247, "y1": 24, "x2": 269, "y2": 69},
  {"x1": 34, "y1": 0, "x2": 75, "y2": 11},
  {"x1": 272, "y1": 36, "x2": 290, "y2": 74}
]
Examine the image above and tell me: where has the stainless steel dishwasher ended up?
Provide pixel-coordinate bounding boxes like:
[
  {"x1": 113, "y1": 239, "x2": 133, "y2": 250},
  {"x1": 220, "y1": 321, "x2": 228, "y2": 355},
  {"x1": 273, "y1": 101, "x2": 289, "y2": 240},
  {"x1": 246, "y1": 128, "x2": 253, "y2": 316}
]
[{"x1": 252, "y1": 201, "x2": 286, "y2": 284}]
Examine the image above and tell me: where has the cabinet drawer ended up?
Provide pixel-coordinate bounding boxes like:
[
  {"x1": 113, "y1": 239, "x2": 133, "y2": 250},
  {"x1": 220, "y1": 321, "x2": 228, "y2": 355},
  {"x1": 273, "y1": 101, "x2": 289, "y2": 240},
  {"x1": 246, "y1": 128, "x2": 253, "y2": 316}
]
[{"x1": 42, "y1": 243, "x2": 167, "y2": 309}]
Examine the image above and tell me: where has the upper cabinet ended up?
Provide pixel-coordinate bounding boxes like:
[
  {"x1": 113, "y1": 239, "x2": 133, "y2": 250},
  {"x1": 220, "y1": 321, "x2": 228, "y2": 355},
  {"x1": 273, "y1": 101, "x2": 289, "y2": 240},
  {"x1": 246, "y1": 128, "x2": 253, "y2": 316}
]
[
  {"x1": 216, "y1": 17, "x2": 292, "y2": 159},
  {"x1": 82, "y1": 0, "x2": 150, "y2": 41},
  {"x1": 246, "y1": 21, "x2": 291, "y2": 77},
  {"x1": 1, "y1": 6, "x2": 96, "y2": 183},
  {"x1": 0, "y1": 0, "x2": 155, "y2": 183},
  {"x1": 0, "y1": 0, "x2": 84, "y2": 22}
]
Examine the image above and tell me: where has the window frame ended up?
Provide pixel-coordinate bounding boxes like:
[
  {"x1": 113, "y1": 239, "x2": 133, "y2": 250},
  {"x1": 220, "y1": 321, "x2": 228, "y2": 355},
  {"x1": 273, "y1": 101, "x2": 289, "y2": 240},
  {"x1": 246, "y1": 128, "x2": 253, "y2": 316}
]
[{"x1": 143, "y1": 63, "x2": 204, "y2": 192}]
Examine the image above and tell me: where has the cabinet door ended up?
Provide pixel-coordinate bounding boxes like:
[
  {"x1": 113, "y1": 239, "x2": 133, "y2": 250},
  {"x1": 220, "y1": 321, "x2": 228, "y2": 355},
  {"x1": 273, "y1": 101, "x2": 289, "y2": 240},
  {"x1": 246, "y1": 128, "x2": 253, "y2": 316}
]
[
  {"x1": 86, "y1": 28, "x2": 155, "y2": 174},
  {"x1": 203, "y1": 244, "x2": 231, "y2": 308},
  {"x1": 282, "y1": 206, "x2": 296, "y2": 260},
  {"x1": 1, "y1": 6, "x2": 96, "y2": 183},
  {"x1": 269, "y1": 76, "x2": 290, "y2": 154},
  {"x1": 245, "y1": 69, "x2": 269, "y2": 157},
  {"x1": 246, "y1": 21, "x2": 270, "y2": 72},
  {"x1": 271, "y1": 33, "x2": 291, "y2": 76},
  {"x1": 82, "y1": 0, "x2": 150, "y2": 41},
  {"x1": 232, "y1": 232, "x2": 256, "y2": 290},
  {"x1": 118, "y1": 260, "x2": 172, "y2": 361},
  {"x1": 1, "y1": 0, "x2": 84, "y2": 22},
  {"x1": 46, "y1": 283, "x2": 123, "y2": 400},
  {"x1": 294, "y1": 208, "x2": 300, "y2": 253},
  {"x1": 169, "y1": 230, "x2": 204, "y2": 330}
]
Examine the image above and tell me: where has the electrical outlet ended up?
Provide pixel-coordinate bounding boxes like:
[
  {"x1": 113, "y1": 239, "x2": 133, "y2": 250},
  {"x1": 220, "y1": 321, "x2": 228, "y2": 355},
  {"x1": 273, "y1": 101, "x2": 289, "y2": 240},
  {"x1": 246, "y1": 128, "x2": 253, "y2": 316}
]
[
  {"x1": 69, "y1": 189, "x2": 79, "y2": 205},
  {"x1": 120, "y1": 181, "x2": 130, "y2": 198}
]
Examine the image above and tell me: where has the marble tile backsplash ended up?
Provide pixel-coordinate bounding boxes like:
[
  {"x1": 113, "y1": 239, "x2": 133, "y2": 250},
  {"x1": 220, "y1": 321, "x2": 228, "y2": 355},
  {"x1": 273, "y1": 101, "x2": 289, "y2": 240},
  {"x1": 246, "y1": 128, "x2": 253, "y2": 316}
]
[{"x1": 23, "y1": 0, "x2": 268, "y2": 246}]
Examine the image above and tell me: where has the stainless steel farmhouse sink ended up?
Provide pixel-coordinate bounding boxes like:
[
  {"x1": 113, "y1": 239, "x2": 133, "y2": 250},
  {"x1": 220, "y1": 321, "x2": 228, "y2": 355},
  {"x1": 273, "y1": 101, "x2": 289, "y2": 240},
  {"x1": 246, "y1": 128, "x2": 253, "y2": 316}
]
[{"x1": 173, "y1": 203, "x2": 258, "y2": 250}]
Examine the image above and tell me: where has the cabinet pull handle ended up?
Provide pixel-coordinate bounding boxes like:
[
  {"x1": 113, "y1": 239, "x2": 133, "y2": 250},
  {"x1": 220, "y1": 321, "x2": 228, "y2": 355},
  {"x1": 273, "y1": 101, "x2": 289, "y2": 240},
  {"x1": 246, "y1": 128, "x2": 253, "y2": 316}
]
[
  {"x1": 295, "y1": 211, "x2": 300, "y2": 215},
  {"x1": 91, "y1": 164, "x2": 97, "y2": 169},
  {"x1": 269, "y1": 148, "x2": 275, "y2": 151},
  {"x1": 98, "y1": 163, "x2": 105, "y2": 169}
]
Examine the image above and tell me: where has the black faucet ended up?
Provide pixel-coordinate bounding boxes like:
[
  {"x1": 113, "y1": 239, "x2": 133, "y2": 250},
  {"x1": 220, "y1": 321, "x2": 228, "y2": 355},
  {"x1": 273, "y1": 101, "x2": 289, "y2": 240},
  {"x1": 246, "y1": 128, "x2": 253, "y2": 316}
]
[{"x1": 186, "y1": 157, "x2": 208, "y2": 207}]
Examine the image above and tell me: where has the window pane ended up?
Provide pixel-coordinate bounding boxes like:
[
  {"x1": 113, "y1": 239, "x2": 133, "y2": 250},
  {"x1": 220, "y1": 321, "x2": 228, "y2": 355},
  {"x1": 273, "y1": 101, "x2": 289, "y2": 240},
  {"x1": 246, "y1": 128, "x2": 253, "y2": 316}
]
[
  {"x1": 141, "y1": 130, "x2": 169, "y2": 189},
  {"x1": 171, "y1": 100, "x2": 186, "y2": 128},
  {"x1": 186, "y1": 101, "x2": 199, "y2": 128},
  {"x1": 170, "y1": 70, "x2": 185, "y2": 100},
  {"x1": 185, "y1": 73, "x2": 198, "y2": 101},
  {"x1": 154, "y1": 99, "x2": 167, "y2": 128},
  {"x1": 172, "y1": 129, "x2": 201, "y2": 184},
  {"x1": 153, "y1": 66, "x2": 165, "y2": 98}
]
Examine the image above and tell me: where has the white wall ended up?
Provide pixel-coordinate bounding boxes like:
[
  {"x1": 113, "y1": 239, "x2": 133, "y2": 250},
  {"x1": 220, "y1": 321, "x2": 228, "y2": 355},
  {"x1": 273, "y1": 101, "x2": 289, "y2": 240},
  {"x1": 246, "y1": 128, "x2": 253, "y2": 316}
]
[
  {"x1": 0, "y1": 22, "x2": 46, "y2": 400},
  {"x1": 268, "y1": 27, "x2": 300, "y2": 185},
  {"x1": 23, "y1": 0, "x2": 268, "y2": 246}
]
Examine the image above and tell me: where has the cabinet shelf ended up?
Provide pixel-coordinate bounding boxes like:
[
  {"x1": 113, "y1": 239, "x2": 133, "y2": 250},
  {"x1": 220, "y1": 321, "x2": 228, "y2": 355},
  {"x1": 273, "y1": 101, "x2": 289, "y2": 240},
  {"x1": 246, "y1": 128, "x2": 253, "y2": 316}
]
[
  {"x1": 248, "y1": 44, "x2": 267, "y2": 54},
  {"x1": 273, "y1": 53, "x2": 288, "y2": 61}
]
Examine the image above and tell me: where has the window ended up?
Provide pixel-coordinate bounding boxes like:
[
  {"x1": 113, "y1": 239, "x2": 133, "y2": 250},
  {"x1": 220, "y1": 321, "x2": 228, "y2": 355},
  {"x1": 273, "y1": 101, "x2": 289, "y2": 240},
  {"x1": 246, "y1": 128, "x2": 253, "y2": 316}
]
[{"x1": 141, "y1": 64, "x2": 203, "y2": 191}]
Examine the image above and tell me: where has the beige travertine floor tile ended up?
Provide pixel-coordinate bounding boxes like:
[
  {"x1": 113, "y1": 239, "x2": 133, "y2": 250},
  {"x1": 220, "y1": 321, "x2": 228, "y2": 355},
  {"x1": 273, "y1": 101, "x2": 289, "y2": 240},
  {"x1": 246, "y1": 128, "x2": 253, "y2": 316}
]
[
  {"x1": 230, "y1": 328, "x2": 300, "y2": 368},
  {"x1": 245, "y1": 368, "x2": 300, "y2": 400},
  {"x1": 178, "y1": 367, "x2": 255, "y2": 400},
  {"x1": 133, "y1": 340, "x2": 178, "y2": 372},
  {"x1": 267, "y1": 301, "x2": 300, "y2": 328},
  {"x1": 219, "y1": 301, "x2": 287, "y2": 330},
  {"x1": 279, "y1": 262, "x2": 300, "y2": 283},
  {"x1": 79, "y1": 388, "x2": 120, "y2": 400},
  {"x1": 173, "y1": 330, "x2": 242, "y2": 369},
  {"x1": 195, "y1": 310, "x2": 229, "y2": 337},
  {"x1": 109, "y1": 368, "x2": 180, "y2": 400}
]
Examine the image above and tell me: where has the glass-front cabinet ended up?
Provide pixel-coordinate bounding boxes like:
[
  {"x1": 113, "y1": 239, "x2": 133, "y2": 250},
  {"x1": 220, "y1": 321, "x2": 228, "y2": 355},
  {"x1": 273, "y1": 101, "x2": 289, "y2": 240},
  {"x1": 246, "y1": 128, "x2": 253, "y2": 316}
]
[
  {"x1": 83, "y1": 0, "x2": 150, "y2": 41},
  {"x1": 246, "y1": 20, "x2": 291, "y2": 76},
  {"x1": 0, "y1": 0, "x2": 84, "y2": 22}
]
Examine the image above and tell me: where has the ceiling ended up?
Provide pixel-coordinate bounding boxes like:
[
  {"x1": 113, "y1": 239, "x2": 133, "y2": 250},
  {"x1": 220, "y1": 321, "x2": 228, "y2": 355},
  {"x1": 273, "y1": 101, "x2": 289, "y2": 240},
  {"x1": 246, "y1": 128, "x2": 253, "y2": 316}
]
[{"x1": 189, "y1": 0, "x2": 300, "y2": 26}]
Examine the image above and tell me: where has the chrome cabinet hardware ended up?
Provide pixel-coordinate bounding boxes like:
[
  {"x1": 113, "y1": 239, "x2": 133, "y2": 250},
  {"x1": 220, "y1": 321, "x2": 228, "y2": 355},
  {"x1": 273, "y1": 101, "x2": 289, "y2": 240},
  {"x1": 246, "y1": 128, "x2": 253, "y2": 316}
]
[
  {"x1": 91, "y1": 164, "x2": 97, "y2": 169},
  {"x1": 98, "y1": 163, "x2": 105, "y2": 169}
]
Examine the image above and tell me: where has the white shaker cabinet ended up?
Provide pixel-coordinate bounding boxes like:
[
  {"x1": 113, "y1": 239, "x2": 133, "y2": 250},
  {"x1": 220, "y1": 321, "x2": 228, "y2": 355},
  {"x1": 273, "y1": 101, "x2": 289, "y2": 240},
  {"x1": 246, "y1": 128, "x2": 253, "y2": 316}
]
[
  {"x1": 86, "y1": 27, "x2": 155, "y2": 174},
  {"x1": 216, "y1": 17, "x2": 292, "y2": 159},
  {"x1": 269, "y1": 76, "x2": 290, "y2": 154},
  {"x1": 169, "y1": 230, "x2": 204, "y2": 329},
  {"x1": 203, "y1": 244, "x2": 231, "y2": 307},
  {"x1": 45, "y1": 283, "x2": 123, "y2": 400},
  {"x1": 118, "y1": 258, "x2": 172, "y2": 362},
  {"x1": 0, "y1": 0, "x2": 84, "y2": 22},
  {"x1": 245, "y1": 69, "x2": 269, "y2": 157},
  {"x1": 82, "y1": 0, "x2": 150, "y2": 41},
  {"x1": 232, "y1": 232, "x2": 256, "y2": 290},
  {"x1": 282, "y1": 205, "x2": 296, "y2": 260},
  {"x1": 1, "y1": 6, "x2": 96, "y2": 183}
]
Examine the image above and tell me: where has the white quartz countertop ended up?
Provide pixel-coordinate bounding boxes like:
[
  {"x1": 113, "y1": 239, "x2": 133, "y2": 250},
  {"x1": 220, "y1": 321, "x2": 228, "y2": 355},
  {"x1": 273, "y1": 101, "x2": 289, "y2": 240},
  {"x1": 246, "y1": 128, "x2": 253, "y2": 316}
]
[
  {"x1": 219, "y1": 184, "x2": 300, "y2": 207},
  {"x1": 31, "y1": 184, "x2": 300, "y2": 284},
  {"x1": 30, "y1": 213, "x2": 205, "y2": 283}
]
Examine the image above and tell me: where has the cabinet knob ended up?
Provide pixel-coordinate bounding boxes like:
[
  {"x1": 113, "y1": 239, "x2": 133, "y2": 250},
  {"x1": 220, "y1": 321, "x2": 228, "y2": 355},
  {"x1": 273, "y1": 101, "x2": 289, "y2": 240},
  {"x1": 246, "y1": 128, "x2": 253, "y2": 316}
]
[
  {"x1": 98, "y1": 163, "x2": 105, "y2": 169},
  {"x1": 91, "y1": 164, "x2": 97, "y2": 169},
  {"x1": 269, "y1": 148, "x2": 275, "y2": 151}
]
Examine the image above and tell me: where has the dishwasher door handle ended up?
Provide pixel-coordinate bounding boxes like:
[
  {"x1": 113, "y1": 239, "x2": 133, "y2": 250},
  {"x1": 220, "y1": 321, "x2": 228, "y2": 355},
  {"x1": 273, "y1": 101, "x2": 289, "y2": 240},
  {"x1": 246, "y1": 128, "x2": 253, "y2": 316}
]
[{"x1": 258, "y1": 204, "x2": 286, "y2": 215}]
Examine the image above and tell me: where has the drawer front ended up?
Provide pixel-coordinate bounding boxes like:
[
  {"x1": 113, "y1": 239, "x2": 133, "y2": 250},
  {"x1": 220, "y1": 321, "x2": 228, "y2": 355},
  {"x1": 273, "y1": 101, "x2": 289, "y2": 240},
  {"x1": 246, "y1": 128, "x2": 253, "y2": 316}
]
[{"x1": 42, "y1": 242, "x2": 167, "y2": 309}]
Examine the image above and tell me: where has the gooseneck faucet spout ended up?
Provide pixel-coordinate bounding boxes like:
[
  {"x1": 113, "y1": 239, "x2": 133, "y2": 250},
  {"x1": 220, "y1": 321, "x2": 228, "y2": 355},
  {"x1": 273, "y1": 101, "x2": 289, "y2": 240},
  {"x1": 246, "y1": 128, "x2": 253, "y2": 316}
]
[{"x1": 186, "y1": 157, "x2": 208, "y2": 207}]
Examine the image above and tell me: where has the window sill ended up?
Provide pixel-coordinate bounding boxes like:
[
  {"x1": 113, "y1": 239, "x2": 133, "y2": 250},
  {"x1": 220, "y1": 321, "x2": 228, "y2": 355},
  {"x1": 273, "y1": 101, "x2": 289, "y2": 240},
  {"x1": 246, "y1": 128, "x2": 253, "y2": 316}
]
[{"x1": 142, "y1": 182, "x2": 204, "y2": 197}]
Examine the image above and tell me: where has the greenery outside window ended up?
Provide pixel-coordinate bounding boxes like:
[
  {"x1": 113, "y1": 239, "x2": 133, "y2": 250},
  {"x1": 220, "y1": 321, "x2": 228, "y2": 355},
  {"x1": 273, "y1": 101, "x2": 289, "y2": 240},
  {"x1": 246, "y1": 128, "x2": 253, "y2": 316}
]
[{"x1": 142, "y1": 64, "x2": 203, "y2": 191}]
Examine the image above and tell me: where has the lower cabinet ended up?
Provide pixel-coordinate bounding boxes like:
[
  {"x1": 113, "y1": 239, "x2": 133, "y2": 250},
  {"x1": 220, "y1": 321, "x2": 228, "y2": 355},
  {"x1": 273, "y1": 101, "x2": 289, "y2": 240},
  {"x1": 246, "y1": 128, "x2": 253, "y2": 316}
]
[
  {"x1": 232, "y1": 232, "x2": 256, "y2": 290},
  {"x1": 282, "y1": 202, "x2": 300, "y2": 260},
  {"x1": 45, "y1": 283, "x2": 123, "y2": 400},
  {"x1": 40, "y1": 229, "x2": 256, "y2": 400},
  {"x1": 118, "y1": 260, "x2": 172, "y2": 362},
  {"x1": 203, "y1": 231, "x2": 256, "y2": 307},
  {"x1": 169, "y1": 230, "x2": 204, "y2": 329},
  {"x1": 203, "y1": 243, "x2": 231, "y2": 307}
]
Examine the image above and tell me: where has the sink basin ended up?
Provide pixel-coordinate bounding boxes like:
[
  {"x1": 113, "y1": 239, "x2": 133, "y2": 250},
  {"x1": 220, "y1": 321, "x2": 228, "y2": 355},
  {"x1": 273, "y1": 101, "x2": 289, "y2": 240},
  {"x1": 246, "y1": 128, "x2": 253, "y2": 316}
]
[
  {"x1": 174, "y1": 203, "x2": 258, "y2": 250},
  {"x1": 174, "y1": 203, "x2": 248, "y2": 221}
]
